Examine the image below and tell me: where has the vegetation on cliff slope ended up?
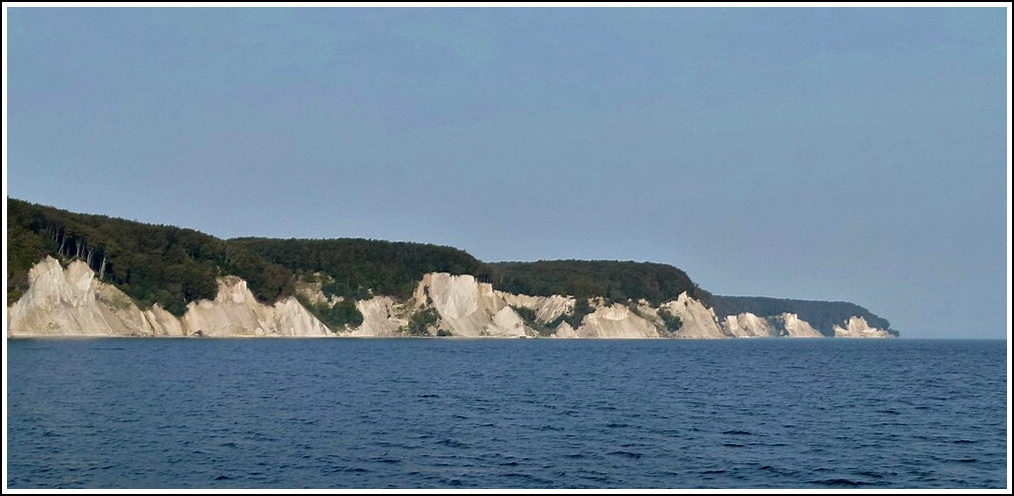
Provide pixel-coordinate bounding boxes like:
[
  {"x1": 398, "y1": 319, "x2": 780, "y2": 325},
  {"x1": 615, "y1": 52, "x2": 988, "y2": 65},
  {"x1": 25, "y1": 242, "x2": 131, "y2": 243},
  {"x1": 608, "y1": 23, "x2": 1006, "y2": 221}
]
[
  {"x1": 8, "y1": 198, "x2": 229, "y2": 315},
  {"x1": 483, "y1": 260, "x2": 710, "y2": 307},
  {"x1": 228, "y1": 237, "x2": 483, "y2": 302},
  {"x1": 7, "y1": 198, "x2": 894, "y2": 336}
]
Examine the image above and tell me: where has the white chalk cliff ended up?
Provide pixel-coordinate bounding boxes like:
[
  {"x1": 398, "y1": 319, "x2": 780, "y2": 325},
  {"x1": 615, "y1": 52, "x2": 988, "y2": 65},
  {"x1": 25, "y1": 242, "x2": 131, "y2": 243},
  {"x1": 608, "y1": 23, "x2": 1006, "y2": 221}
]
[
  {"x1": 181, "y1": 276, "x2": 331, "y2": 337},
  {"x1": 412, "y1": 273, "x2": 530, "y2": 337},
  {"x1": 721, "y1": 312, "x2": 823, "y2": 338},
  {"x1": 6, "y1": 256, "x2": 330, "y2": 337},
  {"x1": 349, "y1": 296, "x2": 409, "y2": 337},
  {"x1": 833, "y1": 316, "x2": 894, "y2": 338},
  {"x1": 7, "y1": 259, "x2": 894, "y2": 339}
]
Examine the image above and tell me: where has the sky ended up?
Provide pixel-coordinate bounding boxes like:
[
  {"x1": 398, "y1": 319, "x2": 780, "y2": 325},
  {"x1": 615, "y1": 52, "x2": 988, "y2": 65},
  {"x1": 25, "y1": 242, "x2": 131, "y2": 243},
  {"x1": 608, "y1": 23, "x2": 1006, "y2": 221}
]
[{"x1": 3, "y1": 6, "x2": 1010, "y2": 339}]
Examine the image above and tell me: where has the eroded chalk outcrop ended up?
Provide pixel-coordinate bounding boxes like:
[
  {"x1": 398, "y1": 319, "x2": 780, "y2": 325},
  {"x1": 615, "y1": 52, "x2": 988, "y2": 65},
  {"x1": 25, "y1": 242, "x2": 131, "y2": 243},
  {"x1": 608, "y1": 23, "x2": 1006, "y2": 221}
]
[
  {"x1": 7, "y1": 256, "x2": 155, "y2": 336},
  {"x1": 661, "y1": 293, "x2": 728, "y2": 339},
  {"x1": 7, "y1": 259, "x2": 895, "y2": 339},
  {"x1": 182, "y1": 276, "x2": 331, "y2": 337},
  {"x1": 7, "y1": 257, "x2": 331, "y2": 337},
  {"x1": 833, "y1": 316, "x2": 894, "y2": 338},
  {"x1": 721, "y1": 312, "x2": 824, "y2": 338},
  {"x1": 413, "y1": 273, "x2": 530, "y2": 337},
  {"x1": 573, "y1": 303, "x2": 660, "y2": 338},
  {"x1": 349, "y1": 296, "x2": 409, "y2": 337}
]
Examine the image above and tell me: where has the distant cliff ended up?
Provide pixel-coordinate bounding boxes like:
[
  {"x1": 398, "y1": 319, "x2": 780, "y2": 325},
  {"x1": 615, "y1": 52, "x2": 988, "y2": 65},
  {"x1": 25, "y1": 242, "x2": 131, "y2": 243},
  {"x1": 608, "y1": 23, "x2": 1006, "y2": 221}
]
[
  {"x1": 711, "y1": 295, "x2": 898, "y2": 338},
  {"x1": 6, "y1": 198, "x2": 897, "y2": 338}
]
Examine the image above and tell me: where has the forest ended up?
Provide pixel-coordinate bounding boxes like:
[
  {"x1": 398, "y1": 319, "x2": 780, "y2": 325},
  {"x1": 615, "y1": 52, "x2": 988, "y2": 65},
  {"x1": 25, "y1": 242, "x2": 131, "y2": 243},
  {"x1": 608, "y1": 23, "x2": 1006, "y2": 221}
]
[{"x1": 7, "y1": 198, "x2": 895, "y2": 336}]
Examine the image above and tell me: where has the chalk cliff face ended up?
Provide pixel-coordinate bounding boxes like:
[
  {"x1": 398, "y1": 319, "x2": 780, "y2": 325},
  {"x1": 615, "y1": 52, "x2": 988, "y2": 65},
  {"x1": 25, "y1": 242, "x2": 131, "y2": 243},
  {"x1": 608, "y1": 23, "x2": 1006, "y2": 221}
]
[
  {"x1": 497, "y1": 292, "x2": 573, "y2": 324},
  {"x1": 413, "y1": 273, "x2": 530, "y2": 337},
  {"x1": 721, "y1": 312, "x2": 824, "y2": 338},
  {"x1": 573, "y1": 303, "x2": 660, "y2": 338},
  {"x1": 349, "y1": 296, "x2": 408, "y2": 337},
  {"x1": 780, "y1": 313, "x2": 824, "y2": 338},
  {"x1": 7, "y1": 257, "x2": 159, "y2": 337},
  {"x1": 661, "y1": 293, "x2": 729, "y2": 339},
  {"x1": 182, "y1": 276, "x2": 331, "y2": 337},
  {"x1": 833, "y1": 316, "x2": 894, "y2": 338},
  {"x1": 7, "y1": 259, "x2": 895, "y2": 339},
  {"x1": 6, "y1": 257, "x2": 330, "y2": 337},
  {"x1": 722, "y1": 312, "x2": 775, "y2": 337}
]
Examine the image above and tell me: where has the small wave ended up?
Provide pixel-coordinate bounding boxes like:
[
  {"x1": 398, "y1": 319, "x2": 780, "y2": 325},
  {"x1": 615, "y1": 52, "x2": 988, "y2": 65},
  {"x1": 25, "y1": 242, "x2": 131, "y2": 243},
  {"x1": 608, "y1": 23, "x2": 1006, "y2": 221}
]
[
  {"x1": 213, "y1": 475, "x2": 232, "y2": 481},
  {"x1": 813, "y1": 478, "x2": 866, "y2": 486},
  {"x1": 608, "y1": 450, "x2": 643, "y2": 459},
  {"x1": 436, "y1": 439, "x2": 470, "y2": 449},
  {"x1": 338, "y1": 467, "x2": 370, "y2": 473},
  {"x1": 722, "y1": 429, "x2": 753, "y2": 436},
  {"x1": 722, "y1": 443, "x2": 745, "y2": 448}
]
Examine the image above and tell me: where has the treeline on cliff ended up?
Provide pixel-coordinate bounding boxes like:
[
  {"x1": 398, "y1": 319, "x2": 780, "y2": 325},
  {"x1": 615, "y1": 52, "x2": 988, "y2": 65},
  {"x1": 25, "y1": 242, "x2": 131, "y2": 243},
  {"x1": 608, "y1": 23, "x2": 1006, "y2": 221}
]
[
  {"x1": 709, "y1": 295, "x2": 897, "y2": 337},
  {"x1": 7, "y1": 198, "x2": 290, "y2": 315},
  {"x1": 227, "y1": 237, "x2": 483, "y2": 301},
  {"x1": 483, "y1": 260, "x2": 711, "y2": 307},
  {"x1": 11, "y1": 198, "x2": 898, "y2": 335},
  {"x1": 6, "y1": 199, "x2": 485, "y2": 317}
]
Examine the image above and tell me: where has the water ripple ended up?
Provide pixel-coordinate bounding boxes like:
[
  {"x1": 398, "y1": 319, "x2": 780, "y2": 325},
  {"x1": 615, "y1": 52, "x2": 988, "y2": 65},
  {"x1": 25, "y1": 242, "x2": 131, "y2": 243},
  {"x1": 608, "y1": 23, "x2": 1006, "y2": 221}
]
[{"x1": 6, "y1": 338, "x2": 1006, "y2": 489}]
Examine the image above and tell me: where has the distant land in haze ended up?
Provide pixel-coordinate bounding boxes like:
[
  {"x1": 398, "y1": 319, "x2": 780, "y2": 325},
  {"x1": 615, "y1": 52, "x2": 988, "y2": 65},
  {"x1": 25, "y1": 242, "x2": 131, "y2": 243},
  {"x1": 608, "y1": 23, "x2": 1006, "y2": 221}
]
[{"x1": 6, "y1": 197, "x2": 897, "y2": 339}]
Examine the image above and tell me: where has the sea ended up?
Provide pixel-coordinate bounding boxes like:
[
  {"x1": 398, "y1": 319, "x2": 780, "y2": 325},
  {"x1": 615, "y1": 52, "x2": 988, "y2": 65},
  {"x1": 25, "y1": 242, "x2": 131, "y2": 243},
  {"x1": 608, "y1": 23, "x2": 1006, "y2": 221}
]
[{"x1": 5, "y1": 337, "x2": 1008, "y2": 490}]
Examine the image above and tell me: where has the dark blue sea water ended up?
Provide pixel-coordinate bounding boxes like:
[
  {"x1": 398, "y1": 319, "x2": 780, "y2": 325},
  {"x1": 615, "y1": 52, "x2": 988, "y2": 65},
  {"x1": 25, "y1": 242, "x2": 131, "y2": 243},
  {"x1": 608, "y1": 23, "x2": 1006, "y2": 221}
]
[{"x1": 5, "y1": 338, "x2": 1008, "y2": 489}]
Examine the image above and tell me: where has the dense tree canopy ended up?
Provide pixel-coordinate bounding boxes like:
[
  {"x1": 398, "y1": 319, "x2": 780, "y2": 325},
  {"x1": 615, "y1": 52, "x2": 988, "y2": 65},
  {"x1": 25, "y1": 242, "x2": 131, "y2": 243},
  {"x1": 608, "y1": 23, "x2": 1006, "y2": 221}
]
[
  {"x1": 7, "y1": 198, "x2": 893, "y2": 336},
  {"x1": 483, "y1": 260, "x2": 710, "y2": 306},
  {"x1": 227, "y1": 237, "x2": 484, "y2": 301},
  {"x1": 7, "y1": 198, "x2": 227, "y2": 314}
]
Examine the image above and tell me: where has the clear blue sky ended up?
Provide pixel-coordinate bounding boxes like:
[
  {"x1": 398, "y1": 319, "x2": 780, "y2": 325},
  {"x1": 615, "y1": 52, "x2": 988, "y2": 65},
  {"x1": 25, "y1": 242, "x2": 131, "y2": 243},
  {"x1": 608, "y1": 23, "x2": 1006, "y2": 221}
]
[{"x1": 4, "y1": 6, "x2": 1010, "y2": 339}]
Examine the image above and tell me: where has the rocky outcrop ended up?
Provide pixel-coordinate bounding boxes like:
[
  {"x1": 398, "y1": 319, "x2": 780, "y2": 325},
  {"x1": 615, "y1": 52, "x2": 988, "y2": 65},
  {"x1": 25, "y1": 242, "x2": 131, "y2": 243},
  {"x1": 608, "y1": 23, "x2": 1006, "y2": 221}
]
[
  {"x1": 6, "y1": 257, "x2": 331, "y2": 337},
  {"x1": 141, "y1": 305, "x2": 186, "y2": 336},
  {"x1": 779, "y1": 313, "x2": 824, "y2": 337},
  {"x1": 722, "y1": 312, "x2": 776, "y2": 337},
  {"x1": 348, "y1": 296, "x2": 408, "y2": 337},
  {"x1": 571, "y1": 303, "x2": 660, "y2": 338},
  {"x1": 413, "y1": 273, "x2": 531, "y2": 337},
  {"x1": 661, "y1": 292, "x2": 729, "y2": 339},
  {"x1": 833, "y1": 316, "x2": 894, "y2": 338},
  {"x1": 181, "y1": 276, "x2": 331, "y2": 337},
  {"x1": 721, "y1": 312, "x2": 824, "y2": 338},
  {"x1": 497, "y1": 292, "x2": 573, "y2": 324},
  {"x1": 294, "y1": 276, "x2": 341, "y2": 308},
  {"x1": 7, "y1": 259, "x2": 895, "y2": 339},
  {"x1": 7, "y1": 257, "x2": 156, "y2": 336}
]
